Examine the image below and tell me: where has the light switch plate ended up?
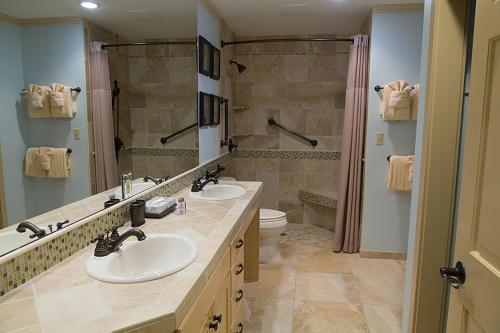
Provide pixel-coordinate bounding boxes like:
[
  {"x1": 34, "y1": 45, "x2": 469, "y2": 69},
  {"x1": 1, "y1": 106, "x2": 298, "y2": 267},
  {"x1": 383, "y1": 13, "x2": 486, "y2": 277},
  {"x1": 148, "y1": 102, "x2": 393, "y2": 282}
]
[
  {"x1": 375, "y1": 132, "x2": 384, "y2": 145},
  {"x1": 74, "y1": 128, "x2": 81, "y2": 140}
]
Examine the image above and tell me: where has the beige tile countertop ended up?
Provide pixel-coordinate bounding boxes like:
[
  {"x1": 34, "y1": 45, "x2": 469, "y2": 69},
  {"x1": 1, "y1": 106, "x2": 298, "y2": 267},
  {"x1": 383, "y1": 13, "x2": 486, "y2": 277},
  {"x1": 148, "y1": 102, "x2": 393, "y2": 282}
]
[{"x1": 0, "y1": 181, "x2": 262, "y2": 333}]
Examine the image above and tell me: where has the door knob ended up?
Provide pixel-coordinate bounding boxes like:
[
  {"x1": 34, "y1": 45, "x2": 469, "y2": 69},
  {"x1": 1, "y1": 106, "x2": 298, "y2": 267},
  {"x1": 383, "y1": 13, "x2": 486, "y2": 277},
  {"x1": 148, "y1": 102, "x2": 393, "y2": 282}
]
[{"x1": 440, "y1": 261, "x2": 466, "y2": 289}]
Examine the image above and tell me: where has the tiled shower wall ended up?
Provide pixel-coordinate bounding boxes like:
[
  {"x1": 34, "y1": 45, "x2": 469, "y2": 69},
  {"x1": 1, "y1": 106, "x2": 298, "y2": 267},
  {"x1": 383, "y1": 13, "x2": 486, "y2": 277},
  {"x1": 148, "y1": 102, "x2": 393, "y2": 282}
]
[
  {"x1": 127, "y1": 41, "x2": 199, "y2": 179},
  {"x1": 226, "y1": 36, "x2": 351, "y2": 229}
]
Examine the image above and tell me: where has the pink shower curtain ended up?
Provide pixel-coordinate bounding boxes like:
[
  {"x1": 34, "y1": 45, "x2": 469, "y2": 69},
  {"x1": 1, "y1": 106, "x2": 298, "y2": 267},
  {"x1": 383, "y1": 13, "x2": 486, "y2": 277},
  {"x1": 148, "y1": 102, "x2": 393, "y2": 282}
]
[
  {"x1": 89, "y1": 42, "x2": 118, "y2": 192},
  {"x1": 333, "y1": 35, "x2": 369, "y2": 253}
]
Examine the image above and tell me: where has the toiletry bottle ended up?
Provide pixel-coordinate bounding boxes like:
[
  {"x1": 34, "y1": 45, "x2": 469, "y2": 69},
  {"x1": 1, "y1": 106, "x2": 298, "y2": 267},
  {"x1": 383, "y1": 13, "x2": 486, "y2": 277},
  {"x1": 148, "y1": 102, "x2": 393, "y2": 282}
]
[{"x1": 176, "y1": 197, "x2": 186, "y2": 215}]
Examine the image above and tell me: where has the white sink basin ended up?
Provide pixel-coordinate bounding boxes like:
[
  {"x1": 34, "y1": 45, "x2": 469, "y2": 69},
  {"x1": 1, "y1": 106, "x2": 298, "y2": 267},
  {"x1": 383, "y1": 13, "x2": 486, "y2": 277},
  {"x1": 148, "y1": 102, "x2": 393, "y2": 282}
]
[
  {"x1": 114, "y1": 181, "x2": 155, "y2": 199},
  {"x1": 86, "y1": 233, "x2": 198, "y2": 283},
  {"x1": 190, "y1": 184, "x2": 246, "y2": 201}
]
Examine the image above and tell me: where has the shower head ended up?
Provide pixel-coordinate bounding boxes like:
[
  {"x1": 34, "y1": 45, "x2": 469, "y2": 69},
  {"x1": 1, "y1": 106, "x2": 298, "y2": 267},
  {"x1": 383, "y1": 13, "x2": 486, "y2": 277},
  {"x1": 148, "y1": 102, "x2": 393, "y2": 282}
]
[{"x1": 230, "y1": 60, "x2": 247, "y2": 73}]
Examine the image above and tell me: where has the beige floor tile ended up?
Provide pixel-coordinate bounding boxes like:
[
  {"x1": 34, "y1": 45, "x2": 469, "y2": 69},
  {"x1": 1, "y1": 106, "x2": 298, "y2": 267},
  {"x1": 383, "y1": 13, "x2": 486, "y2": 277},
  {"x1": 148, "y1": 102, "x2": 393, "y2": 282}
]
[
  {"x1": 354, "y1": 271, "x2": 405, "y2": 307},
  {"x1": 245, "y1": 269, "x2": 296, "y2": 300},
  {"x1": 244, "y1": 297, "x2": 294, "y2": 333},
  {"x1": 260, "y1": 243, "x2": 298, "y2": 271},
  {"x1": 295, "y1": 272, "x2": 360, "y2": 303},
  {"x1": 363, "y1": 304, "x2": 402, "y2": 333},
  {"x1": 349, "y1": 256, "x2": 405, "y2": 276},
  {"x1": 293, "y1": 300, "x2": 369, "y2": 333},
  {"x1": 296, "y1": 251, "x2": 352, "y2": 273}
]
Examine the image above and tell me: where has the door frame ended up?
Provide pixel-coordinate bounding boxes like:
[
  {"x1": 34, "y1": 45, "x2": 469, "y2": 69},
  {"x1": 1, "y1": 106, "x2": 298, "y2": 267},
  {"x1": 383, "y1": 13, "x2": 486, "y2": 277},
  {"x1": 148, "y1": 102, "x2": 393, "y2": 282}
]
[{"x1": 407, "y1": 0, "x2": 469, "y2": 332}]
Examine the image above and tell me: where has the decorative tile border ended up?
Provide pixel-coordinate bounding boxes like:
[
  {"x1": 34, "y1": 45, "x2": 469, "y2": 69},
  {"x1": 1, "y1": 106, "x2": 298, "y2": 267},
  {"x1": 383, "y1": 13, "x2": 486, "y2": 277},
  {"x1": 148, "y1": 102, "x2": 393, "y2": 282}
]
[
  {"x1": 124, "y1": 147, "x2": 199, "y2": 159},
  {"x1": 0, "y1": 153, "x2": 228, "y2": 297},
  {"x1": 298, "y1": 189, "x2": 338, "y2": 209},
  {"x1": 232, "y1": 149, "x2": 341, "y2": 160}
]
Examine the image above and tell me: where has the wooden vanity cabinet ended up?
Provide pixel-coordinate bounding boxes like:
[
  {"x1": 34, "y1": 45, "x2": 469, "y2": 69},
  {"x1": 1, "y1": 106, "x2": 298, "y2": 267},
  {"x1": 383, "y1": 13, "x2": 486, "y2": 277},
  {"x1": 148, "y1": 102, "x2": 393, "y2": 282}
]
[{"x1": 124, "y1": 201, "x2": 259, "y2": 333}]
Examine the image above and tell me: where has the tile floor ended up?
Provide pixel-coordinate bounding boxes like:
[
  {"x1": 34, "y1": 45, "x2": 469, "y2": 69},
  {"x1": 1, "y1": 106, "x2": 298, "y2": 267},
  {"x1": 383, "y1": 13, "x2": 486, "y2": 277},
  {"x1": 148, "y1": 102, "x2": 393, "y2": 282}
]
[{"x1": 242, "y1": 224, "x2": 406, "y2": 333}]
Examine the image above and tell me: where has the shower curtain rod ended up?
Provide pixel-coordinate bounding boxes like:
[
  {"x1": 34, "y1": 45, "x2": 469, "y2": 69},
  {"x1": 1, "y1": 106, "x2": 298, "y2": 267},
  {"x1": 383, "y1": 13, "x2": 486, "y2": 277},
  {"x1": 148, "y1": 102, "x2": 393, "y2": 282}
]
[
  {"x1": 221, "y1": 37, "x2": 354, "y2": 48},
  {"x1": 101, "y1": 41, "x2": 196, "y2": 49}
]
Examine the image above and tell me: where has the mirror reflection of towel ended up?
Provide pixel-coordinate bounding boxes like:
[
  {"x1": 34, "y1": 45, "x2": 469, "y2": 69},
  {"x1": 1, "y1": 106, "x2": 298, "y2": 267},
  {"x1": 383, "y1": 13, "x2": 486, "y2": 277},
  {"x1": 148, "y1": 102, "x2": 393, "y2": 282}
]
[
  {"x1": 47, "y1": 148, "x2": 71, "y2": 178},
  {"x1": 26, "y1": 84, "x2": 51, "y2": 118}
]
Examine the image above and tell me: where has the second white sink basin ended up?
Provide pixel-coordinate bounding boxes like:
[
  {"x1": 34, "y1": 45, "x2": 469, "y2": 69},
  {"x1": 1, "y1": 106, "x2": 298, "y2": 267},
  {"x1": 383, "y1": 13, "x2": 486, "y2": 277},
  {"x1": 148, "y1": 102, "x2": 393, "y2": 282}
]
[
  {"x1": 190, "y1": 184, "x2": 246, "y2": 201},
  {"x1": 114, "y1": 181, "x2": 156, "y2": 199},
  {"x1": 86, "y1": 233, "x2": 197, "y2": 283}
]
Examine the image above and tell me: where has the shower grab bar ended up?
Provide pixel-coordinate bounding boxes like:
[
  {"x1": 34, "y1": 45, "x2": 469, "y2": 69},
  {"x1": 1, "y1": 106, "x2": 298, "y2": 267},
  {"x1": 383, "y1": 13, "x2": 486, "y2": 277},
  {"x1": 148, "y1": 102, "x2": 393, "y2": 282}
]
[
  {"x1": 160, "y1": 122, "x2": 197, "y2": 144},
  {"x1": 268, "y1": 118, "x2": 318, "y2": 147}
]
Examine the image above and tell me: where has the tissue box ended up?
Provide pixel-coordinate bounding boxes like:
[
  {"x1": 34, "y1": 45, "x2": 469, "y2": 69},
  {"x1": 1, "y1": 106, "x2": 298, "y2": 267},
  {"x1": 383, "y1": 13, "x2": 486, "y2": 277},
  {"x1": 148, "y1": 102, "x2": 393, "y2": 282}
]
[{"x1": 145, "y1": 196, "x2": 177, "y2": 218}]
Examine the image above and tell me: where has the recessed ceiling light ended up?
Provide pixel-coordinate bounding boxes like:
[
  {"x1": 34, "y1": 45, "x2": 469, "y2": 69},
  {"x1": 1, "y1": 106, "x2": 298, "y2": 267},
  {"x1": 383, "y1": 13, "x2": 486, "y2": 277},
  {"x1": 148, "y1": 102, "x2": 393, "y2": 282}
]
[{"x1": 80, "y1": 1, "x2": 99, "y2": 9}]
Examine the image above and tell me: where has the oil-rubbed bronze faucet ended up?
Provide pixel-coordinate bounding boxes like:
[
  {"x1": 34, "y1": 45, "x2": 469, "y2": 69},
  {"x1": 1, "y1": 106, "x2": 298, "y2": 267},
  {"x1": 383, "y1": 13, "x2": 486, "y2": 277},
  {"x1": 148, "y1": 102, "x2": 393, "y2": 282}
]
[
  {"x1": 91, "y1": 227, "x2": 146, "y2": 257},
  {"x1": 191, "y1": 177, "x2": 219, "y2": 192},
  {"x1": 16, "y1": 221, "x2": 46, "y2": 239}
]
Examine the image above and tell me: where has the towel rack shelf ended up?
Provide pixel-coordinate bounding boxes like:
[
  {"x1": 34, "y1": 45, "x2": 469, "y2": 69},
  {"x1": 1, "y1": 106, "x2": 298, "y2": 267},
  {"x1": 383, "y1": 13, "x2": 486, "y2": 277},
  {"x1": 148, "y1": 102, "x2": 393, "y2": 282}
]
[
  {"x1": 268, "y1": 118, "x2": 318, "y2": 147},
  {"x1": 374, "y1": 85, "x2": 415, "y2": 92},
  {"x1": 21, "y1": 87, "x2": 81, "y2": 94}
]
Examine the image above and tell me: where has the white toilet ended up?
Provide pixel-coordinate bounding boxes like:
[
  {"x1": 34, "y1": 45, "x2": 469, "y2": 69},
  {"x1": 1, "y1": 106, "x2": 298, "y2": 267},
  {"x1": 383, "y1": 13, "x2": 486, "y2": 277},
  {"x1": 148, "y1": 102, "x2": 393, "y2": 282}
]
[{"x1": 259, "y1": 209, "x2": 288, "y2": 263}]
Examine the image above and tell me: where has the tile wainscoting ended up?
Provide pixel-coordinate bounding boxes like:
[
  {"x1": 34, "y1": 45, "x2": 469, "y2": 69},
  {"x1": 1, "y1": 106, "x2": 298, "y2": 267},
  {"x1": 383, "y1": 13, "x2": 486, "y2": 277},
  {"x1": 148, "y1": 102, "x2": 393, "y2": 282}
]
[{"x1": 226, "y1": 149, "x2": 340, "y2": 230}]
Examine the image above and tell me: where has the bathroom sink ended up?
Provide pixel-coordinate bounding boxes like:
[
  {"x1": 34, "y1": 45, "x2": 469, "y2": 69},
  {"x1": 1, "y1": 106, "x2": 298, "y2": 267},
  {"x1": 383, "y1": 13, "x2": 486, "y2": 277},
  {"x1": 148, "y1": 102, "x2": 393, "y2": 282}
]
[
  {"x1": 114, "y1": 181, "x2": 155, "y2": 199},
  {"x1": 86, "y1": 234, "x2": 198, "y2": 283},
  {"x1": 190, "y1": 184, "x2": 247, "y2": 201}
]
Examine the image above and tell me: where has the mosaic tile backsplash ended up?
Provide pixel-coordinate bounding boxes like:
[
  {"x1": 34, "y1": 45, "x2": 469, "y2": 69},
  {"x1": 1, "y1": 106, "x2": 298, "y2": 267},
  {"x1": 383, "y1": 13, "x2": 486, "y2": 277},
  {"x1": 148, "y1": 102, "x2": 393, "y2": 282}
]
[{"x1": 0, "y1": 154, "x2": 228, "y2": 296}]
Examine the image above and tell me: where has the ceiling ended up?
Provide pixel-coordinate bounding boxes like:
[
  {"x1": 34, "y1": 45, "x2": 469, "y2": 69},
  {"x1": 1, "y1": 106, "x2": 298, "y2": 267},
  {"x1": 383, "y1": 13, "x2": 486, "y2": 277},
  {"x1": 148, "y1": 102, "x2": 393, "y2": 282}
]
[
  {"x1": 0, "y1": 0, "x2": 197, "y2": 40},
  {"x1": 208, "y1": 0, "x2": 423, "y2": 36}
]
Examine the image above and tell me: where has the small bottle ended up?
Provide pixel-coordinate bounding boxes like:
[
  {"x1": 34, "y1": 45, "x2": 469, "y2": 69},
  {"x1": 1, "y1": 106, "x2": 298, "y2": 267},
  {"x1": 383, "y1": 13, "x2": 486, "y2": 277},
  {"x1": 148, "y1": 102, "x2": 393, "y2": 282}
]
[{"x1": 176, "y1": 197, "x2": 186, "y2": 215}]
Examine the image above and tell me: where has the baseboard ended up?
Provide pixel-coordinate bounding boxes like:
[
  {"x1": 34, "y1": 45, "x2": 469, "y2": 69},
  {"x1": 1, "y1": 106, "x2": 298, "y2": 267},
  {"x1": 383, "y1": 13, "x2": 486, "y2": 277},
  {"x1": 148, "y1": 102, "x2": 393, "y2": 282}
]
[{"x1": 359, "y1": 250, "x2": 407, "y2": 260}]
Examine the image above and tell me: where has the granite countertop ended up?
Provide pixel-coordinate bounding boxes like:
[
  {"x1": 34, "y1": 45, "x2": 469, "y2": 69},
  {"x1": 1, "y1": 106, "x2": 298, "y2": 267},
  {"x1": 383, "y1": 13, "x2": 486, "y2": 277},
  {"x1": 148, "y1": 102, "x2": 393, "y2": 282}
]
[{"x1": 0, "y1": 181, "x2": 262, "y2": 333}]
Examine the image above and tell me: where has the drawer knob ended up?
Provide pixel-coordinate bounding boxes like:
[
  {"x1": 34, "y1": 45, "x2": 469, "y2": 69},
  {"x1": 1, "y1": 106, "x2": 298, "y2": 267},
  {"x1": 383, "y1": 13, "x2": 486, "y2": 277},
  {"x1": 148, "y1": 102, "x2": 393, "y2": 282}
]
[
  {"x1": 235, "y1": 239, "x2": 244, "y2": 249},
  {"x1": 235, "y1": 323, "x2": 244, "y2": 333},
  {"x1": 235, "y1": 289, "x2": 244, "y2": 302},
  {"x1": 213, "y1": 314, "x2": 223, "y2": 324},
  {"x1": 209, "y1": 321, "x2": 219, "y2": 331},
  {"x1": 235, "y1": 263, "x2": 244, "y2": 275}
]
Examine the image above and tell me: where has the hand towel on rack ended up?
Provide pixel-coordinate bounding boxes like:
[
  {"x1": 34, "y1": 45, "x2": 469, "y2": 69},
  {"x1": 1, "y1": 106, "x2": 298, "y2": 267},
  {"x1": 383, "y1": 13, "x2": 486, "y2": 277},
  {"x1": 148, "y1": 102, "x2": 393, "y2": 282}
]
[
  {"x1": 387, "y1": 155, "x2": 413, "y2": 191},
  {"x1": 410, "y1": 84, "x2": 420, "y2": 120},
  {"x1": 380, "y1": 80, "x2": 412, "y2": 121},
  {"x1": 26, "y1": 84, "x2": 51, "y2": 118},
  {"x1": 50, "y1": 83, "x2": 77, "y2": 118},
  {"x1": 47, "y1": 148, "x2": 71, "y2": 178},
  {"x1": 25, "y1": 148, "x2": 47, "y2": 177},
  {"x1": 407, "y1": 155, "x2": 415, "y2": 182},
  {"x1": 36, "y1": 147, "x2": 51, "y2": 171}
]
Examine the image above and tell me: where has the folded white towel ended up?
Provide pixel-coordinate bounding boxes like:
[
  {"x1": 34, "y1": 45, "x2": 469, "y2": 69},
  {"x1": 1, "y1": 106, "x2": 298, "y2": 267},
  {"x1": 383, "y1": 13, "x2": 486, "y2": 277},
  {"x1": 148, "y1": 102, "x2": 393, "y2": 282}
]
[
  {"x1": 387, "y1": 155, "x2": 413, "y2": 191},
  {"x1": 50, "y1": 83, "x2": 77, "y2": 118},
  {"x1": 380, "y1": 80, "x2": 412, "y2": 121},
  {"x1": 25, "y1": 148, "x2": 47, "y2": 177},
  {"x1": 47, "y1": 148, "x2": 71, "y2": 178},
  {"x1": 26, "y1": 84, "x2": 51, "y2": 118}
]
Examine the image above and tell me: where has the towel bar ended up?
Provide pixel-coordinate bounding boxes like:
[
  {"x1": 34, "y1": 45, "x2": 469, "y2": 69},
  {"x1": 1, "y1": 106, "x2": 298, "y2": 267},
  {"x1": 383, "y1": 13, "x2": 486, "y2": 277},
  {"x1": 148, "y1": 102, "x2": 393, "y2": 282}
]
[
  {"x1": 21, "y1": 87, "x2": 81, "y2": 94},
  {"x1": 374, "y1": 85, "x2": 415, "y2": 92},
  {"x1": 67, "y1": 148, "x2": 72, "y2": 154}
]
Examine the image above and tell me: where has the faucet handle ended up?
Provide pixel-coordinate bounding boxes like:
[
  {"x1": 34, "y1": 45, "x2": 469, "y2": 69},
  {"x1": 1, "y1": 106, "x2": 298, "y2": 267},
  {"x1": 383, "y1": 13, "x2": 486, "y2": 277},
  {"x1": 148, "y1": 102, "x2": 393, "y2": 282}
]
[{"x1": 91, "y1": 234, "x2": 105, "y2": 243}]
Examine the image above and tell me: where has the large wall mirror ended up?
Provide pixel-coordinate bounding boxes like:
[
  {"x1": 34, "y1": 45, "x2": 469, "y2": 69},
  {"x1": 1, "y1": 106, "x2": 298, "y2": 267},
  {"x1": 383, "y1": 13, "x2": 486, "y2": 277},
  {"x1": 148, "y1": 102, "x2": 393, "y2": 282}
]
[{"x1": 0, "y1": 0, "x2": 198, "y2": 256}]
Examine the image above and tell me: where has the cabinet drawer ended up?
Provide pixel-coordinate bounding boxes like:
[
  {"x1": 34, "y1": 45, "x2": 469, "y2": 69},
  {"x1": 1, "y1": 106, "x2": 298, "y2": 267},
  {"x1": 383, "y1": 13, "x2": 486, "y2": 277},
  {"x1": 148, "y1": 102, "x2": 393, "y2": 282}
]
[
  {"x1": 231, "y1": 306, "x2": 245, "y2": 333},
  {"x1": 230, "y1": 225, "x2": 246, "y2": 265},
  {"x1": 231, "y1": 285, "x2": 245, "y2": 321},
  {"x1": 231, "y1": 249, "x2": 245, "y2": 296},
  {"x1": 178, "y1": 248, "x2": 230, "y2": 333}
]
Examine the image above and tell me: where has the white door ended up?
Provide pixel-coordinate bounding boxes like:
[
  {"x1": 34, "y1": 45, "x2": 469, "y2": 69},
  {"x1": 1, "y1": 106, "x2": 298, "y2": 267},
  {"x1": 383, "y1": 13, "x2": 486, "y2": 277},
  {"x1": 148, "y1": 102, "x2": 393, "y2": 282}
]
[{"x1": 445, "y1": 0, "x2": 500, "y2": 332}]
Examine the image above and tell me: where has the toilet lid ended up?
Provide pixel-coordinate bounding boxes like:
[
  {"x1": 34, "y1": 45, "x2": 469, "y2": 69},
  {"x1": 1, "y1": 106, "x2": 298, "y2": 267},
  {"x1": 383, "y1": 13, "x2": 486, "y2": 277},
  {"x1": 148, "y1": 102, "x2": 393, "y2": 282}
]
[{"x1": 260, "y1": 209, "x2": 286, "y2": 220}]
